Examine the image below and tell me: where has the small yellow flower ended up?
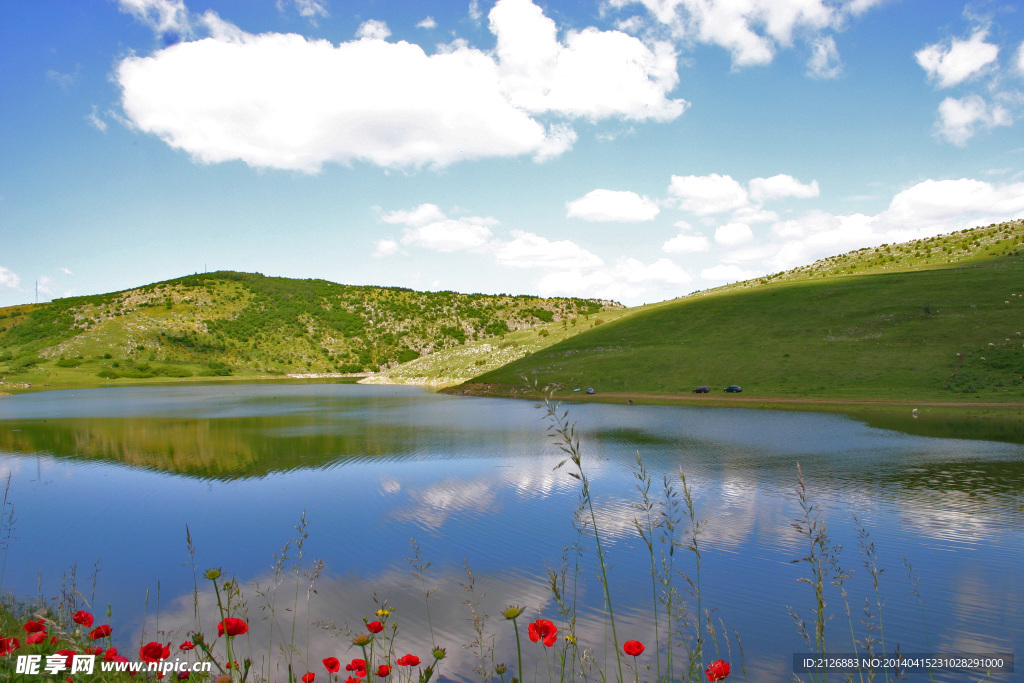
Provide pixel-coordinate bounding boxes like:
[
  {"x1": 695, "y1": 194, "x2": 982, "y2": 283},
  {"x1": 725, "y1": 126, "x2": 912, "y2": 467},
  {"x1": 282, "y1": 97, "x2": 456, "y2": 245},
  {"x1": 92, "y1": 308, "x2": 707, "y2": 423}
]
[
  {"x1": 374, "y1": 607, "x2": 393, "y2": 618},
  {"x1": 565, "y1": 634, "x2": 577, "y2": 645},
  {"x1": 204, "y1": 568, "x2": 222, "y2": 580}
]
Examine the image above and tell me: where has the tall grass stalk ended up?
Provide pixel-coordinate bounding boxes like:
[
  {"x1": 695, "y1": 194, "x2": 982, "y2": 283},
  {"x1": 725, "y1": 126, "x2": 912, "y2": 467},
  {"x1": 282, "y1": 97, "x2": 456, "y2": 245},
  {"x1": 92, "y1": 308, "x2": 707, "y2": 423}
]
[
  {"x1": 631, "y1": 452, "x2": 661, "y2": 683},
  {"x1": 679, "y1": 469, "x2": 706, "y2": 680},
  {"x1": 789, "y1": 464, "x2": 831, "y2": 682},
  {"x1": 855, "y1": 517, "x2": 889, "y2": 683},
  {"x1": 544, "y1": 398, "x2": 624, "y2": 683}
]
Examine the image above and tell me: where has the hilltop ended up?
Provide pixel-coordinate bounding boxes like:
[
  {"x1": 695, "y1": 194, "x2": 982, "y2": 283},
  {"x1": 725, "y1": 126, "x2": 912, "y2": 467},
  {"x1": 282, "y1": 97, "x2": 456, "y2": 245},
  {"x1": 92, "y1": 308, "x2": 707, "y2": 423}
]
[{"x1": 0, "y1": 271, "x2": 618, "y2": 391}]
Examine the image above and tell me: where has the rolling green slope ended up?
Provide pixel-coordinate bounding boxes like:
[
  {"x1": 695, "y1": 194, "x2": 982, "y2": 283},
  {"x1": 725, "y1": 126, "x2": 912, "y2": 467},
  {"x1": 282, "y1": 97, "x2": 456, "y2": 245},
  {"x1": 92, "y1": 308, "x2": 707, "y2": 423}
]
[{"x1": 463, "y1": 228, "x2": 1024, "y2": 403}]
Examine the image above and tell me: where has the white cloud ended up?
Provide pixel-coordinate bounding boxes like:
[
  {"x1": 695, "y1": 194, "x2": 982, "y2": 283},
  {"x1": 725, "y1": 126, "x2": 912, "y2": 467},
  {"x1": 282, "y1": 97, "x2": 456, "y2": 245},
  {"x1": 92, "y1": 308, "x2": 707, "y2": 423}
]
[
  {"x1": 1017, "y1": 40, "x2": 1024, "y2": 76},
  {"x1": 663, "y1": 232, "x2": 710, "y2": 253},
  {"x1": 356, "y1": 20, "x2": 390, "y2": 40},
  {"x1": 118, "y1": 0, "x2": 191, "y2": 41},
  {"x1": 935, "y1": 94, "x2": 1013, "y2": 145},
  {"x1": 491, "y1": 0, "x2": 687, "y2": 121},
  {"x1": 807, "y1": 35, "x2": 841, "y2": 78},
  {"x1": 749, "y1": 174, "x2": 820, "y2": 202},
  {"x1": 565, "y1": 189, "x2": 660, "y2": 222},
  {"x1": 384, "y1": 204, "x2": 497, "y2": 252},
  {"x1": 116, "y1": 0, "x2": 686, "y2": 172},
  {"x1": 916, "y1": 29, "x2": 1000, "y2": 89},
  {"x1": 0, "y1": 267, "x2": 19, "y2": 290},
  {"x1": 669, "y1": 173, "x2": 749, "y2": 215},
  {"x1": 373, "y1": 239, "x2": 399, "y2": 257},
  {"x1": 60, "y1": 268, "x2": 75, "y2": 276},
  {"x1": 700, "y1": 264, "x2": 756, "y2": 282},
  {"x1": 714, "y1": 222, "x2": 754, "y2": 246},
  {"x1": 494, "y1": 231, "x2": 604, "y2": 269},
  {"x1": 417, "y1": 16, "x2": 437, "y2": 29},
  {"x1": 605, "y1": 0, "x2": 876, "y2": 71}
]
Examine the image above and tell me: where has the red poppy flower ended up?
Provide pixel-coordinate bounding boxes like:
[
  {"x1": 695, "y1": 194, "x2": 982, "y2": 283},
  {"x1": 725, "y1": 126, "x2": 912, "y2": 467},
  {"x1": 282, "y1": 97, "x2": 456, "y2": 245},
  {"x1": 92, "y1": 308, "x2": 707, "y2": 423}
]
[
  {"x1": 177, "y1": 673, "x2": 190, "y2": 680},
  {"x1": 217, "y1": 618, "x2": 248, "y2": 637},
  {"x1": 26, "y1": 632, "x2": 47, "y2": 645},
  {"x1": 396, "y1": 655, "x2": 420, "y2": 667},
  {"x1": 179, "y1": 641, "x2": 195, "y2": 651},
  {"x1": 623, "y1": 640, "x2": 645, "y2": 657},
  {"x1": 365, "y1": 621, "x2": 384, "y2": 634},
  {"x1": 103, "y1": 648, "x2": 119, "y2": 662},
  {"x1": 301, "y1": 673, "x2": 315, "y2": 683},
  {"x1": 56, "y1": 650, "x2": 77, "y2": 668},
  {"x1": 23, "y1": 620, "x2": 46, "y2": 634},
  {"x1": 375, "y1": 665, "x2": 391, "y2": 678},
  {"x1": 705, "y1": 660, "x2": 730, "y2": 682},
  {"x1": 323, "y1": 657, "x2": 341, "y2": 673},
  {"x1": 0, "y1": 637, "x2": 20, "y2": 656},
  {"x1": 345, "y1": 658, "x2": 366, "y2": 674},
  {"x1": 83, "y1": 646, "x2": 103, "y2": 655},
  {"x1": 528, "y1": 619, "x2": 557, "y2": 647},
  {"x1": 90, "y1": 625, "x2": 112, "y2": 640},
  {"x1": 345, "y1": 678, "x2": 362, "y2": 683},
  {"x1": 73, "y1": 611, "x2": 95, "y2": 627},
  {"x1": 140, "y1": 642, "x2": 171, "y2": 663}
]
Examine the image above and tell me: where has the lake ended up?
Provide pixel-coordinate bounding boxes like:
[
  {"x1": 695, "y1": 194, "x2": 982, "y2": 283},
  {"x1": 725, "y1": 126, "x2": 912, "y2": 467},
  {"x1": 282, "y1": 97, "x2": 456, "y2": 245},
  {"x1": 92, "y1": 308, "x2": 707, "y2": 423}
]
[{"x1": 0, "y1": 383, "x2": 1021, "y2": 682}]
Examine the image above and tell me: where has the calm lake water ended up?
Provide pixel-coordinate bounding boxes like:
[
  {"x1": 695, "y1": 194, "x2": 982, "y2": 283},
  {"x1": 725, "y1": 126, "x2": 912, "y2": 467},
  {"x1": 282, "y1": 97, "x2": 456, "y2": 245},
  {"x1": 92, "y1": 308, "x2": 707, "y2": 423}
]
[{"x1": 0, "y1": 383, "x2": 1021, "y2": 682}]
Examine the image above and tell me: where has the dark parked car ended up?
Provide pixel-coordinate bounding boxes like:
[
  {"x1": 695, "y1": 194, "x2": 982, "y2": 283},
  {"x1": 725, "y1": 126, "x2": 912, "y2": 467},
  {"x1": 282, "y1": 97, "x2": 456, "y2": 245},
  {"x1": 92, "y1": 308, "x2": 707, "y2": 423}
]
[
  {"x1": 724, "y1": 385, "x2": 742, "y2": 393},
  {"x1": 692, "y1": 386, "x2": 710, "y2": 393}
]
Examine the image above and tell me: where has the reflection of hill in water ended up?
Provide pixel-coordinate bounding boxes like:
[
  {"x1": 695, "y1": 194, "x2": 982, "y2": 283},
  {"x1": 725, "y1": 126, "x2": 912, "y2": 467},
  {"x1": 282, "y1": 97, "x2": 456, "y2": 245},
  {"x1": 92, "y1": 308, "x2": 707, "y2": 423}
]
[{"x1": 0, "y1": 415, "x2": 426, "y2": 480}]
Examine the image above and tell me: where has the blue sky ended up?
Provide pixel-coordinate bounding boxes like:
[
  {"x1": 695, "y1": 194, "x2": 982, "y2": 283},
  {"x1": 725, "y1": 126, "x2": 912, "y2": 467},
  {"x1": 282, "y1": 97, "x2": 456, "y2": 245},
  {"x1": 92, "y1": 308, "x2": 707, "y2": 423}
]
[{"x1": 2, "y1": 0, "x2": 1023, "y2": 307}]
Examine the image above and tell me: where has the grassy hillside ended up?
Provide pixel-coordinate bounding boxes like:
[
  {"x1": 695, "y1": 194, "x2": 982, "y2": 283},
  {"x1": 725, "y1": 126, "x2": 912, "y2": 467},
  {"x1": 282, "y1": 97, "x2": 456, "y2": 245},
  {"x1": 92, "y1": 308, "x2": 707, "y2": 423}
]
[
  {"x1": 0, "y1": 271, "x2": 618, "y2": 392},
  {"x1": 461, "y1": 222, "x2": 1024, "y2": 403}
]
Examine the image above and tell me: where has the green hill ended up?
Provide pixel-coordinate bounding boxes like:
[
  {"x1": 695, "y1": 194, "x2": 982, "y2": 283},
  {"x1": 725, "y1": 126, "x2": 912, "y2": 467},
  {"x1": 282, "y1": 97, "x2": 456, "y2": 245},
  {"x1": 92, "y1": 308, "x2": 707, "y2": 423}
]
[
  {"x1": 459, "y1": 221, "x2": 1024, "y2": 404},
  {"x1": 0, "y1": 271, "x2": 618, "y2": 392}
]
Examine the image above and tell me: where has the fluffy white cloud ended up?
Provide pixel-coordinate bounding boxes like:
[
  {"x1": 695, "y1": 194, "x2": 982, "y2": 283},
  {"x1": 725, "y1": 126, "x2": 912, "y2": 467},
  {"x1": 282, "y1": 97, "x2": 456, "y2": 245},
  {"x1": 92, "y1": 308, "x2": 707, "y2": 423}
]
[
  {"x1": 565, "y1": 189, "x2": 660, "y2": 222},
  {"x1": 935, "y1": 94, "x2": 1013, "y2": 145},
  {"x1": 491, "y1": 0, "x2": 686, "y2": 121},
  {"x1": 417, "y1": 16, "x2": 437, "y2": 29},
  {"x1": 663, "y1": 232, "x2": 710, "y2": 253},
  {"x1": 116, "y1": 0, "x2": 686, "y2": 171},
  {"x1": 669, "y1": 173, "x2": 749, "y2": 215},
  {"x1": 356, "y1": 20, "x2": 390, "y2": 40},
  {"x1": 714, "y1": 222, "x2": 754, "y2": 246},
  {"x1": 916, "y1": 30, "x2": 999, "y2": 89},
  {"x1": 494, "y1": 231, "x2": 604, "y2": 269},
  {"x1": 1017, "y1": 40, "x2": 1024, "y2": 76},
  {"x1": 383, "y1": 204, "x2": 497, "y2": 252},
  {"x1": 373, "y1": 239, "x2": 399, "y2": 257},
  {"x1": 0, "y1": 267, "x2": 19, "y2": 290},
  {"x1": 749, "y1": 174, "x2": 820, "y2": 202},
  {"x1": 606, "y1": 0, "x2": 875, "y2": 71}
]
